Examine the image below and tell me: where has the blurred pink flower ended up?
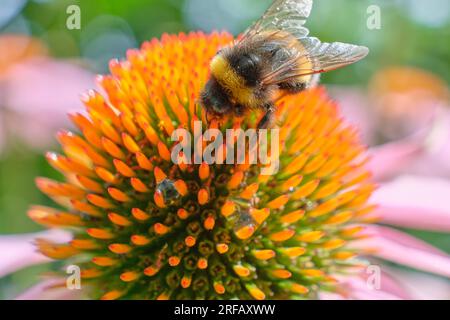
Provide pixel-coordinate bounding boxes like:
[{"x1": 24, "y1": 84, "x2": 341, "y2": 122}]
[{"x1": 0, "y1": 56, "x2": 94, "y2": 152}]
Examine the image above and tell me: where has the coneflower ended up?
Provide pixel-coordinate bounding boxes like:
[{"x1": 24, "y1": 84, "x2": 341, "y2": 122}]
[{"x1": 29, "y1": 32, "x2": 374, "y2": 300}]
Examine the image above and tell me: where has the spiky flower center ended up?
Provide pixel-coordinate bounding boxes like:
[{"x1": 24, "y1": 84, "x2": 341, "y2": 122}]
[{"x1": 30, "y1": 32, "x2": 374, "y2": 300}]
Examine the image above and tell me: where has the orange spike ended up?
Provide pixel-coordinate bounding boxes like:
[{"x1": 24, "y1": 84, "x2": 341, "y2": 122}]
[
  {"x1": 28, "y1": 206, "x2": 83, "y2": 227},
  {"x1": 250, "y1": 208, "x2": 270, "y2": 225},
  {"x1": 87, "y1": 228, "x2": 115, "y2": 240},
  {"x1": 101, "y1": 137, "x2": 126, "y2": 160},
  {"x1": 131, "y1": 208, "x2": 150, "y2": 221},
  {"x1": 81, "y1": 268, "x2": 103, "y2": 279},
  {"x1": 130, "y1": 177, "x2": 149, "y2": 193},
  {"x1": 144, "y1": 266, "x2": 159, "y2": 277},
  {"x1": 87, "y1": 194, "x2": 115, "y2": 209},
  {"x1": 35, "y1": 178, "x2": 85, "y2": 199},
  {"x1": 121, "y1": 113, "x2": 139, "y2": 136},
  {"x1": 69, "y1": 112, "x2": 94, "y2": 131},
  {"x1": 333, "y1": 251, "x2": 357, "y2": 260},
  {"x1": 157, "y1": 141, "x2": 171, "y2": 161},
  {"x1": 203, "y1": 215, "x2": 215, "y2": 230},
  {"x1": 281, "y1": 174, "x2": 303, "y2": 192},
  {"x1": 313, "y1": 181, "x2": 342, "y2": 200},
  {"x1": 135, "y1": 152, "x2": 153, "y2": 171},
  {"x1": 177, "y1": 208, "x2": 189, "y2": 220},
  {"x1": 198, "y1": 188, "x2": 209, "y2": 205},
  {"x1": 280, "y1": 209, "x2": 305, "y2": 224},
  {"x1": 222, "y1": 201, "x2": 236, "y2": 217},
  {"x1": 322, "y1": 239, "x2": 346, "y2": 250},
  {"x1": 113, "y1": 159, "x2": 136, "y2": 177},
  {"x1": 70, "y1": 239, "x2": 100, "y2": 250},
  {"x1": 120, "y1": 271, "x2": 139, "y2": 282},
  {"x1": 100, "y1": 120, "x2": 121, "y2": 144},
  {"x1": 76, "y1": 175, "x2": 103, "y2": 193},
  {"x1": 154, "y1": 223, "x2": 170, "y2": 235},
  {"x1": 174, "y1": 180, "x2": 188, "y2": 196},
  {"x1": 168, "y1": 256, "x2": 181, "y2": 266},
  {"x1": 101, "y1": 290, "x2": 124, "y2": 300},
  {"x1": 181, "y1": 276, "x2": 192, "y2": 288},
  {"x1": 199, "y1": 162, "x2": 210, "y2": 180},
  {"x1": 154, "y1": 190, "x2": 166, "y2": 208},
  {"x1": 303, "y1": 154, "x2": 328, "y2": 174},
  {"x1": 301, "y1": 269, "x2": 325, "y2": 277},
  {"x1": 214, "y1": 282, "x2": 226, "y2": 295},
  {"x1": 71, "y1": 199, "x2": 103, "y2": 217},
  {"x1": 233, "y1": 265, "x2": 251, "y2": 277},
  {"x1": 240, "y1": 183, "x2": 259, "y2": 199},
  {"x1": 227, "y1": 171, "x2": 243, "y2": 189},
  {"x1": 309, "y1": 198, "x2": 339, "y2": 218},
  {"x1": 83, "y1": 146, "x2": 111, "y2": 168},
  {"x1": 177, "y1": 152, "x2": 189, "y2": 171},
  {"x1": 45, "y1": 152, "x2": 70, "y2": 173},
  {"x1": 235, "y1": 225, "x2": 255, "y2": 240},
  {"x1": 108, "y1": 187, "x2": 131, "y2": 202},
  {"x1": 109, "y1": 243, "x2": 132, "y2": 254},
  {"x1": 83, "y1": 128, "x2": 103, "y2": 148},
  {"x1": 267, "y1": 195, "x2": 289, "y2": 209},
  {"x1": 95, "y1": 166, "x2": 117, "y2": 184},
  {"x1": 185, "y1": 236, "x2": 196, "y2": 247},
  {"x1": 122, "y1": 133, "x2": 141, "y2": 153},
  {"x1": 153, "y1": 167, "x2": 167, "y2": 184},
  {"x1": 296, "y1": 231, "x2": 325, "y2": 242},
  {"x1": 92, "y1": 256, "x2": 118, "y2": 267},
  {"x1": 272, "y1": 269, "x2": 292, "y2": 279},
  {"x1": 35, "y1": 240, "x2": 79, "y2": 259},
  {"x1": 246, "y1": 284, "x2": 265, "y2": 300},
  {"x1": 279, "y1": 247, "x2": 306, "y2": 258},
  {"x1": 216, "y1": 243, "x2": 229, "y2": 254},
  {"x1": 324, "y1": 211, "x2": 353, "y2": 225},
  {"x1": 283, "y1": 152, "x2": 309, "y2": 176},
  {"x1": 131, "y1": 235, "x2": 151, "y2": 246},
  {"x1": 252, "y1": 249, "x2": 275, "y2": 260},
  {"x1": 291, "y1": 179, "x2": 320, "y2": 200},
  {"x1": 197, "y1": 258, "x2": 208, "y2": 269},
  {"x1": 269, "y1": 229, "x2": 295, "y2": 242},
  {"x1": 291, "y1": 284, "x2": 309, "y2": 294},
  {"x1": 136, "y1": 116, "x2": 160, "y2": 145}
]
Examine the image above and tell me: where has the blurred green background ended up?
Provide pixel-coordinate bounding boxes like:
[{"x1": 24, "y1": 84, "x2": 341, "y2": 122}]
[{"x1": 0, "y1": 0, "x2": 449, "y2": 298}]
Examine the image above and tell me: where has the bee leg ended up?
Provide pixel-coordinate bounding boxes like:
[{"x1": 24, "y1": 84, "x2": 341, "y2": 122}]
[
  {"x1": 278, "y1": 81, "x2": 307, "y2": 94},
  {"x1": 257, "y1": 104, "x2": 275, "y2": 129}
]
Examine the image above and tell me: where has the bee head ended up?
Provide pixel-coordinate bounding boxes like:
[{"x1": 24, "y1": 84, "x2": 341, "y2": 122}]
[{"x1": 200, "y1": 77, "x2": 233, "y2": 115}]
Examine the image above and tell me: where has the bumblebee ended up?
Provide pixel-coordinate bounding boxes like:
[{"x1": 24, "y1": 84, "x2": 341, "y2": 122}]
[{"x1": 200, "y1": 0, "x2": 369, "y2": 128}]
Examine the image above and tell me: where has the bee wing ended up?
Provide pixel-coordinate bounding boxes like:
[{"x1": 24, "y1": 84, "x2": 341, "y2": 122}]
[
  {"x1": 241, "y1": 0, "x2": 313, "y2": 41},
  {"x1": 261, "y1": 37, "x2": 369, "y2": 85},
  {"x1": 237, "y1": 0, "x2": 368, "y2": 85}
]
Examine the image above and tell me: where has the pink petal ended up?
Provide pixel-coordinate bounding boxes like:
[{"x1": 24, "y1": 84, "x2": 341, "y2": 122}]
[
  {"x1": 16, "y1": 278, "x2": 84, "y2": 300},
  {"x1": 0, "y1": 229, "x2": 71, "y2": 278},
  {"x1": 385, "y1": 268, "x2": 450, "y2": 300},
  {"x1": 2, "y1": 57, "x2": 94, "y2": 150},
  {"x1": 325, "y1": 275, "x2": 403, "y2": 300},
  {"x1": 405, "y1": 109, "x2": 450, "y2": 178},
  {"x1": 353, "y1": 225, "x2": 450, "y2": 278},
  {"x1": 367, "y1": 138, "x2": 423, "y2": 181},
  {"x1": 343, "y1": 278, "x2": 402, "y2": 300},
  {"x1": 372, "y1": 175, "x2": 450, "y2": 231},
  {"x1": 329, "y1": 86, "x2": 375, "y2": 144}
]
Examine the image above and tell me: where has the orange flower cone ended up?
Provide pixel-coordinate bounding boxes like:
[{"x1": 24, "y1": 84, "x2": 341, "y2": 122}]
[{"x1": 29, "y1": 32, "x2": 374, "y2": 300}]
